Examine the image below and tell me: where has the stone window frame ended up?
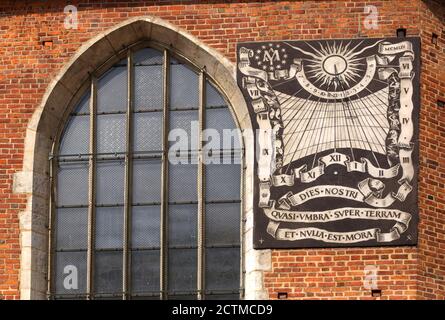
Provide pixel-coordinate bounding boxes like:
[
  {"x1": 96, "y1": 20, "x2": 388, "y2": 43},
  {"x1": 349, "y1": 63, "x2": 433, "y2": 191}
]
[{"x1": 13, "y1": 16, "x2": 271, "y2": 300}]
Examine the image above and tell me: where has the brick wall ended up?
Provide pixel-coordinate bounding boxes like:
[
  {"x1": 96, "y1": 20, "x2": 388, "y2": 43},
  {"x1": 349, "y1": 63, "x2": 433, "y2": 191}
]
[
  {"x1": 417, "y1": 0, "x2": 445, "y2": 300},
  {"x1": 0, "y1": 0, "x2": 443, "y2": 299}
]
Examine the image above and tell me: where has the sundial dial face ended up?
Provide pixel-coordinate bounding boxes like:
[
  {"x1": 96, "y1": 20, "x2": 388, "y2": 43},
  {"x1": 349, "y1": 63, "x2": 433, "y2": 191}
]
[
  {"x1": 323, "y1": 55, "x2": 347, "y2": 75},
  {"x1": 237, "y1": 37, "x2": 420, "y2": 248}
]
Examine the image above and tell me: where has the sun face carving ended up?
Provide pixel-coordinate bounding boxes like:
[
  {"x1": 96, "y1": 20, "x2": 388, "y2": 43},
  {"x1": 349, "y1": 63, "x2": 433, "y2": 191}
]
[
  {"x1": 284, "y1": 40, "x2": 386, "y2": 90},
  {"x1": 322, "y1": 55, "x2": 347, "y2": 75},
  {"x1": 304, "y1": 41, "x2": 364, "y2": 89}
]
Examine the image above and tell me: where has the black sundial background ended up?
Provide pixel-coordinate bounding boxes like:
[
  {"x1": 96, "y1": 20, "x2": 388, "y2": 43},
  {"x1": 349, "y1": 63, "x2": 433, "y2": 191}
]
[{"x1": 237, "y1": 37, "x2": 420, "y2": 249}]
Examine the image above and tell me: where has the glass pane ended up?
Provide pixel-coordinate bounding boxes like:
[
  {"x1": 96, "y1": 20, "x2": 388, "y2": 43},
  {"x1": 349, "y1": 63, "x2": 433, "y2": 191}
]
[
  {"x1": 170, "y1": 61, "x2": 198, "y2": 110},
  {"x1": 94, "y1": 251, "x2": 123, "y2": 294},
  {"x1": 74, "y1": 91, "x2": 90, "y2": 114},
  {"x1": 97, "y1": 64, "x2": 127, "y2": 113},
  {"x1": 168, "y1": 295, "x2": 197, "y2": 300},
  {"x1": 95, "y1": 207, "x2": 123, "y2": 249},
  {"x1": 55, "y1": 251, "x2": 87, "y2": 295},
  {"x1": 206, "y1": 107, "x2": 237, "y2": 131},
  {"x1": 97, "y1": 114, "x2": 126, "y2": 154},
  {"x1": 169, "y1": 204, "x2": 197, "y2": 246},
  {"x1": 205, "y1": 248, "x2": 240, "y2": 292},
  {"x1": 132, "y1": 160, "x2": 161, "y2": 204},
  {"x1": 59, "y1": 115, "x2": 89, "y2": 155},
  {"x1": 131, "y1": 296, "x2": 160, "y2": 300},
  {"x1": 132, "y1": 206, "x2": 160, "y2": 248},
  {"x1": 134, "y1": 48, "x2": 163, "y2": 66},
  {"x1": 131, "y1": 250, "x2": 160, "y2": 293},
  {"x1": 206, "y1": 81, "x2": 226, "y2": 108},
  {"x1": 206, "y1": 203, "x2": 240, "y2": 246},
  {"x1": 205, "y1": 107, "x2": 240, "y2": 150},
  {"x1": 168, "y1": 163, "x2": 197, "y2": 202},
  {"x1": 56, "y1": 208, "x2": 88, "y2": 250},
  {"x1": 96, "y1": 160, "x2": 125, "y2": 205},
  {"x1": 54, "y1": 296, "x2": 86, "y2": 300},
  {"x1": 134, "y1": 112, "x2": 163, "y2": 152},
  {"x1": 206, "y1": 294, "x2": 239, "y2": 300},
  {"x1": 168, "y1": 248, "x2": 197, "y2": 293},
  {"x1": 57, "y1": 161, "x2": 89, "y2": 206},
  {"x1": 169, "y1": 109, "x2": 199, "y2": 152},
  {"x1": 94, "y1": 296, "x2": 121, "y2": 300},
  {"x1": 205, "y1": 163, "x2": 241, "y2": 201},
  {"x1": 134, "y1": 49, "x2": 163, "y2": 111}
]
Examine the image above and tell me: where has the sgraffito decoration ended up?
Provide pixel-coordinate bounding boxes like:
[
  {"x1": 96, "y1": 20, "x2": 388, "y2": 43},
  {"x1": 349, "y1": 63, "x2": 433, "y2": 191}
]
[{"x1": 237, "y1": 37, "x2": 420, "y2": 248}]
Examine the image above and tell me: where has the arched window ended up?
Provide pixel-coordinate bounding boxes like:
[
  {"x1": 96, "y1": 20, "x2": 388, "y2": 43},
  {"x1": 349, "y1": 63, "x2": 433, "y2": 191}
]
[{"x1": 49, "y1": 45, "x2": 242, "y2": 300}]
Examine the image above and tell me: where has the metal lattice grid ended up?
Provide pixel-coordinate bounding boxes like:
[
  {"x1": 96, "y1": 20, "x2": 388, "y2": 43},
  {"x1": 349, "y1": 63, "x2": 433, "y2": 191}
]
[
  {"x1": 56, "y1": 161, "x2": 89, "y2": 207},
  {"x1": 205, "y1": 202, "x2": 240, "y2": 247},
  {"x1": 94, "y1": 250, "x2": 123, "y2": 295},
  {"x1": 59, "y1": 115, "x2": 90, "y2": 156},
  {"x1": 55, "y1": 208, "x2": 88, "y2": 251},
  {"x1": 96, "y1": 160, "x2": 125, "y2": 205},
  {"x1": 131, "y1": 205, "x2": 161, "y2": 248},
  {"x1": 97, "y1": 62, "x2": 127, "y2": 114},
  {"x1": 54, "y1": 251, "x2": 87, "y2": 296},
  {"x1": 133, "y1": 112, "x2": 163, "y2": 152}
]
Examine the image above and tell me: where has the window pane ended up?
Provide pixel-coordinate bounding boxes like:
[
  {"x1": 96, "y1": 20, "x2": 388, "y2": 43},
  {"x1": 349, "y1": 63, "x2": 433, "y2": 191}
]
[
  {"x1": 132, "y1": 159, "x2": 161, "y2": 204},
  {"x1": 96, "y1": 160, "x2": 125, "y2": 205},
  {"x1": 168, "y1": 163, "x2": 197, "y2": 202},
  {"x1": 74, "y1": 91, "x2": 90, "y2": 114},
  {"x1": 132, "y1": 206, "x2": 160, "y2": 248},
  {"x1": 169, "y1": 109, "x2": 199, "y2": 152},
  {"x1": 206, "y1": 107, "x2": 237, "y2": 131},
  {"x1": 134, "y1": 48, "x2": 163, "y2": 111},
  {"x1": 131, "y1": 296, "x2": 161, "y2": 300},
  {"x1": 94, "y1": 296, "x2": 121, "y2": 300},
  {"x1": 55, "y1": 251, "x2": 87, "y2": 295},
  {"x1": 168, "y1": 248, "x2": 196, "y2": 293},
  {"x1": 206, "y1": 107, "x2": 240, "y2": 150},
  {"x1": 206, "y1": 81, "x2": 226, "y2": 108},
  {"x1": 97, "y1": 64, "x2": 127, "y2": 113},
  {"x1": 205, "y1": 163, "x2": 241, "y2": 201},
  {"x1": 168, "y1": 295, "x2": 197, "y2": 300},
  {"x1": 134, "y1": 48, "x2": 163, "y2": 66},
  {"x1": 56, "y1": 208, "x2": 88, "y2": 250},
  {"x1": 206, "y1": 203, "x2": 240, "y2": 246},
  {"x1": 169, "y1": 204, "x2": 197, "y2": 246},
  {"x1": 95, "y1": 207, "x2": 123, "y2": 249},
  {"x1": 206, "y1": 294, "x2": 239, "y2": 300},
  {"x1": 94, "y1": 251, "x2": 123, "y2": 294},
  {"x1": 97, "y1": 114, "x2": 126, "y2": 154},
  {"x1": 57, "y1": 161, "x2": 89, "y2": 206},
  {"x1": 134, "y1": 112, "x2": 163, "y2": 152},
  {"x1": 135, "y1": 65, "x2": 162, "y2": 110},
  {"x1": 131, "y1": 250, "x2": 160, "y2": 293},
  {"x1": 205, "y1": 248, "x2": 240, "y2": 292},
  {"x1": 170, "y1": 61, "x2": 198, "y2": 110},
  {"x1": 59, "y1": 115, "x2": 89, "y2": 155}
]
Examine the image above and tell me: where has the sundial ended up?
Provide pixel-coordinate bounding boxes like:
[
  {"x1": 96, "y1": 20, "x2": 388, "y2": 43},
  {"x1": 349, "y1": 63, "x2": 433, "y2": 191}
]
[{"x1": 237, "y1": 37, "x2": 420, "y2": 248}]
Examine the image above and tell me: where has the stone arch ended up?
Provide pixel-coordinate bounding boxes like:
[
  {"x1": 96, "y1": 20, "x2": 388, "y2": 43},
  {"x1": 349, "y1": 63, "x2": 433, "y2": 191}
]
[{"x1": 14, "y1": 16, "x2": 269, "y2": 299}]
